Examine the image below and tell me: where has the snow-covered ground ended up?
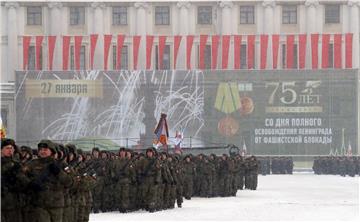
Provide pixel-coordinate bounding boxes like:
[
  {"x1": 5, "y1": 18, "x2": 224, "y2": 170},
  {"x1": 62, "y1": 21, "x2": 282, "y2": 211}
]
[{"x1": 90, "y1": 173, "x2": 359, "y2": 221}]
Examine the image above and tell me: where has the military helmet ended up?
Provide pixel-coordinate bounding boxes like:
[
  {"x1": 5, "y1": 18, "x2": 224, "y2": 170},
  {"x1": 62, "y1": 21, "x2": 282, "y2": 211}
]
[
  {"x1": 38, "y1": 139, "x2": 57, "y2": 154},
  {"x1": 1, "y1": 138, "x2": 16, "y2": 149}
]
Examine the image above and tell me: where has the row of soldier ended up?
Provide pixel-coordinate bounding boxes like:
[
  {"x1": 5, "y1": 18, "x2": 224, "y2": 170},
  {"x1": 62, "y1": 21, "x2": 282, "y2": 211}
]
[
  {"x1": 256, "y1": 157, "x2": 294, "y2": 175},
  {"x1": 1, "y1": 138, "x2": 259, "y2": 222},
  {"x1": 312, "y1": 156, "x2": 360, "y2": 176}
]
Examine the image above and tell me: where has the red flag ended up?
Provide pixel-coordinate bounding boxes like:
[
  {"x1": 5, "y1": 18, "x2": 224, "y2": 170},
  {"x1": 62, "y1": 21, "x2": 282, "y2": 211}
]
[
  {"x1": 334, "y1": 34, "x2": 342, "y2": 69},
  {"x1": 62, "y1": 36, "x2": 71, "y2": 70},
  {"x1": 133, "y1": 35, "x2": 141, "y2": 70},
  {"x1": 47, "y1": 36, "x2": 56, "y2": 70},
  {"x1": 104, "y1": 35, "x2": 112, "y2": 70},
  {"x1": 345, "y1": 33, "x2": 353, "y2": 68},
  {"x1": 173, "y1": 35, "x2": 182, "y2": 69},
  {"x1": 186, "y1": 35, "x2": 194, "y2": 70},
  {"x1": 74, "y1": 36, "x2": 83, "y2": 70},
  {"x1": 247, "y1": 35, "x2": 255, "y2": 69},
  {"x1": 322, "y1": 34, "x2": 330, "y2": 68},
  {"x1": 272, "y1": 35, "x2": 280, "y2": 69},
  {"x1": 298, "y1": 34, "x2": 307, "y2": 69},
  {"x1": 145, "y1": 35, "x2": 154, "y2": 69},
  {"x1": 199, "y1": 35, "x2": 208, "y2": 69},
  {"x1": 286, "y1": 35, "x2": 294, "y2": 69},
  {"x1": 158, "y1": 36, "x2": 167, "y2": 70},
  {"x1": 90, "y1": 34, "x2": 98, "y2": 69},
  {"x1": 23, "y1": 36, "x2": 32, "y2": 70},
  {"x1": 212, "y1": 35, "x2": 220, "y2": 69},
  {"x1": 311, "y1": 34, "x2": 319, "y2": 69},
  {"x1": 222, "y1": 35, "x2": 231, "y2": 69},
  {"x1": 260, "y1": 34, "x2": 268, "y2": 69},
  {"x1": 116, "y1": 34, "x2": 125, "y2": 69},
  {"x1": 35, "y1": 36, "x2": 43, "y2": 70},
  {"x1": 234, "y1": 35, "x2": 242, "y2": 69}
]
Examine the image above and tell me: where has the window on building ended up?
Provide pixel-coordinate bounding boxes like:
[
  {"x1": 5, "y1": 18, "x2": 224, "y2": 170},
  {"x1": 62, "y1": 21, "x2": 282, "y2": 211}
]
[
  {"x1": 281, "y1": 44, "x2": 298, "y2": 69},
  {"x1": 112, "y1": 6, "x2": 127, "y2": 25},
  {"x1": 27, "y1": 6, "x2": 42, "y2": 25},
  {"x1": 112, "y1": 45, "x2": 129, "y2": 70},
  {"x1": 197, "y1": 45, "x2": 211, "y2": 69},
  {"x1": 197, "y1": 6, "x2": 212, "y2": 25},
  {"x1": 240, "y1": 44, "x2": 247, "y2": 69},
  {"x1": 240, "y1": 6, "x2": 255, "y2": 24},
  {"x1": 325, "y1": 5, "x2": 340, "y2": 24},
  {"x1": 282, "y1": 5, "x2": 297, "y2": 24},
  {"x1": 70, "y1": 45, "x2": 86, "y2": 70},
  {"x1": 328, "y1": 43, "x2": 334, "y2": 68},
  {"x1": 70, "y1": 7, "x2": 85, "y2": 25},
  {"x1": 155, "y1": 6, "x2": 170, "y2": 25},
  {"x1": 155, "y1": 45, "x2": 171, "y2": 70}
]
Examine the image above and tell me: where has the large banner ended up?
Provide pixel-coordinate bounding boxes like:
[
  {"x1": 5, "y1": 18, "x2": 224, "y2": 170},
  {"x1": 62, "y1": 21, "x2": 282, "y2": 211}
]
[{"x1": 15, "y1": 70, "x2": 358, "y2": 154}]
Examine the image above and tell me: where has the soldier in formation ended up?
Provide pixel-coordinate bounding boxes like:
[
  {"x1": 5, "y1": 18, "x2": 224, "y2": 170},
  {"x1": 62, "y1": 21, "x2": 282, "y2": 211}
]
[
  {"x1": 313, "y1": 156, "x2": 359, "y2": 176},
  {"x1": 2, "y1": 138, "x2": 262, "y2": 221},
  {"x1": 270, "y1": 157, "x2": 294, "y2": 174}
]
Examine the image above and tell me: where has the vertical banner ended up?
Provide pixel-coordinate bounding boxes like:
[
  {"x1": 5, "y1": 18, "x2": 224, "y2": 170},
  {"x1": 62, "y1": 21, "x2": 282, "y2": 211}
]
[
  {"x1": 211, "y1": 35, "x2": 220, "y2": 69},
  {"x1": 199, "y1": 35, "x2": 208, "y2": 69},
  {"x1": 35, "y1": 36, "x2": 44, "y2": 70},
  {"x1": 133, "y1": 35, "x2": 141, "y2": 70},
  {"x1": 286, "y1": 35, "x2": 294, "y2": 69},
  {"x1": 260, "y1": 34, "x2": 268, "y2": 69},
  {"x1": 47, "y1": 36, "x2": 56, "y2": 71},
  {"x1": 145, "y1": 35, "x2": 154, "y2": 70},
  {"x1": 90, "y1": 34, "x2": 98, "y2": 69},
  {"x1": 272, "y1": 34, "x2": 280, "y2": 69},
  {"x1": 311, "y1": 34, "x2": 319, "y2": 69},
  {"x1": 74, "y1": 36, "x2": 83, "y2": 70},
  {"x1": 62, "y1": 36, "x2": 71, "y2": 70},
  {"x1": 221, "y1": 35, "x2": 230, "y2": 69},
  {"x1": 104, "y1": 34, "x2": 112, "y2": 70},
  {"x1": 173, "y1": 35, "x2": 182, "y2": 69},
  {"x1": 247, "y1": 35, "x2": 255, "y2": 69},
  {"x1": 116, "y1": 34, "x2": 125, "y2": 70},
  {"x1": 234, "y1": 35, "x2": 242, "y2": 69},
  {"x1": 23, "y1": 36, "x2": 32, "y2": 70},
  {"x1": 298, "y1": 34, "x2": 307, "y2": 69},
  {"x1": 321, "y1": 34, "x2": 330, "y2": 68},
  {"x1": 186, "y1": 35, "x2": 194, "y2": 70},
  {"x1": 158, "y1": 35, "x2": 167, "y2": 70},
  {"x1": 345, "y1": 33, "x2": 353, "y2": 68},
  {"x1": 334, "y1": 34, "x2": 342, "y2": 69}
]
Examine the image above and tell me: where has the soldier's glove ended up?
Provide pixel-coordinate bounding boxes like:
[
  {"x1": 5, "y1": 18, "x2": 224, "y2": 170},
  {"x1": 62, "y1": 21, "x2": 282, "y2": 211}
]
[
  {"x1": 48, "y1": 163, "x2": 61, "y2": 175},
  {"x1": 154, "y1": 181, "x2": 159, "y2": 185}
]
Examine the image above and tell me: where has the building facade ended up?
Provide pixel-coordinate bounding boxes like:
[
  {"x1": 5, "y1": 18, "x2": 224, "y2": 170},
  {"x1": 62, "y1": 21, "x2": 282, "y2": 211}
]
[{"x1": 1, "y1": 0, "x2": 360, "y2": 141}]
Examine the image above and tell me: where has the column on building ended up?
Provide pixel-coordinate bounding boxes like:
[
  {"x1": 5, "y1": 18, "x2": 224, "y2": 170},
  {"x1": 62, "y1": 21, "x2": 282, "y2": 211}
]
[
  {"x1": 219, "y1": 1, "x2": 234, "y2": 69},
  {"x1": 5, "y1": 2, "x2": 19, "y2": 82},
  {"x1": 176, "y1": 1, "x2": 191, "y2": 69},
  {"x1": 134, "y1": 2, "x2": 149, "y2": 70},
  {"x1": 91, "y1": 2, "x2": 106, "y2": 69},
  {"x1": 48, "y1": 2, "x2": 63, "y2": 71},
  {"x1": 348, "y1": 0, "x2": 360, "y2": 68},
  {"x1": 262, "y1": 0, "x2": 276, "y2": 69},
  {"x1": 305, "y1": 0, "x2": 319, "y2": 69}
]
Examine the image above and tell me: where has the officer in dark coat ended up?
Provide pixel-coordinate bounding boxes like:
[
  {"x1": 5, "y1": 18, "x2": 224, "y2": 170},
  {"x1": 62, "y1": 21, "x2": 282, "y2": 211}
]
[{"x1": 24, "y1": 139, "x2": 73, "y2": 222}]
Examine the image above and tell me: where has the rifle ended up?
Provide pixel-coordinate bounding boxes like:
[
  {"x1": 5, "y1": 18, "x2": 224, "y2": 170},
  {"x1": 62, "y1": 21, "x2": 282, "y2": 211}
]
[{"x1": 137, "y1": 158, "x2": 157, "y2": 184}]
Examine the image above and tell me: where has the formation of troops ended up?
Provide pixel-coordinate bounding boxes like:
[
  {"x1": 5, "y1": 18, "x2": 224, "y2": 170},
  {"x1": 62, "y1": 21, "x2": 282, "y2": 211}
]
[
  {"x1": 1, "y1": 138, "x2": 259, "y2": 222},
  {"x1": 312, "y1": 156, "x2": 360, "y2": 176},
  {"x1": 256, "y1": 156, "x2": 294, "y2": 175}
]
